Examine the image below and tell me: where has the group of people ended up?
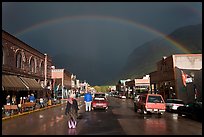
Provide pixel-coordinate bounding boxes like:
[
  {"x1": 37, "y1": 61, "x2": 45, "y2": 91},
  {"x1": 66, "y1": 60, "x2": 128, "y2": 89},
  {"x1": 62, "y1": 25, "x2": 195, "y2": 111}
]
[
  {"x1": 4, "y1": 93, "x2": 36, "y2": 116},
  {"x1": 65, "y1": 91, "x2": 93, "y2": 129},
  {"x1": 5, "y1": 93, "x2": 36, "y2": 105}
]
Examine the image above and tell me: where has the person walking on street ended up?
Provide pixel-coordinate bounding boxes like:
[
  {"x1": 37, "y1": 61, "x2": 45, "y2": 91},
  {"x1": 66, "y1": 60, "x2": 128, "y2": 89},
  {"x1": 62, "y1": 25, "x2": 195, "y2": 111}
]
[
  {"x1": 71, "y1": 93, "x2": 79, "y2": 117},
  {"x1": 84, "y1": 91, "x2": 92, "y2": 112},
  {"x1": 65, "y1": 93, "x2": 79, "y2": 128}
]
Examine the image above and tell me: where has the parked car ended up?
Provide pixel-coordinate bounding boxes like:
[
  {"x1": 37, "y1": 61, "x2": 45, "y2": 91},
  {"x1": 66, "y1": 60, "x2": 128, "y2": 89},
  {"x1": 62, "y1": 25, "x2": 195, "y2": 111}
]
[
  {"x1": 92, "y1": 94, "x2": 108, "y2": 110},
  {"x1": 177, "y1": 101, "x2": 202, "y2": 121},
  {"x1": 134, "y1": 93, "x2": 166, "y2": 115},
  {"x1": 121, "y1": 95, "x2": 126, "y2": 99},
  {"x1": 165, "y1": 99, "x2": 185, "y2": 112},
  {"x1": 94, "y1": 92, "x2": 106, "y2": 98}
]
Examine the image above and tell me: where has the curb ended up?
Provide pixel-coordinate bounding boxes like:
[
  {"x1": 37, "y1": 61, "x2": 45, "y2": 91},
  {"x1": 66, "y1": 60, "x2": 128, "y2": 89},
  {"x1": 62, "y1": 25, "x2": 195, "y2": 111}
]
[{"x1": 2, "y1": 103, "x2": 65, "y2": 121}]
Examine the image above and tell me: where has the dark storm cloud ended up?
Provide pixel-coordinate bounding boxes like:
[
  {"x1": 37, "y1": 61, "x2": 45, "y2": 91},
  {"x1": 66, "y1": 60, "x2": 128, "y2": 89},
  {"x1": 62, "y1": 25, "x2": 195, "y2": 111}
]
[{"x1": 2, "y1": 2, "x2": 202, "y2": 85}]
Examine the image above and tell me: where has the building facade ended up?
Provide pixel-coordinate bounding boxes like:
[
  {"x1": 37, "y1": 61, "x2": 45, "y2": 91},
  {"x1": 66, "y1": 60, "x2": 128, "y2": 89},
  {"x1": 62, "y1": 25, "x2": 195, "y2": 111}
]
[
  {"x1": 2, "y1": 30, "x2": 53, "y2": 104},
  {"x1": 51, "y1": 68, "x2": 72, "y2": 99},
  {"x1": 150, "y1": 54, "x2": 202, "y2": 103},
  {"x1": 125, "y1": 75, "x2": 150, "y2": 98}
]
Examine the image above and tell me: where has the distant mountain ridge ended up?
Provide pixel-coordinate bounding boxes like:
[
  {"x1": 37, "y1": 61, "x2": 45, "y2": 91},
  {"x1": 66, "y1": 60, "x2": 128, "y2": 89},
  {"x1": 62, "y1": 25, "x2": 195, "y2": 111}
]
[{"x1": 117, "y1": 24, "x2": 202, "y2": 81}]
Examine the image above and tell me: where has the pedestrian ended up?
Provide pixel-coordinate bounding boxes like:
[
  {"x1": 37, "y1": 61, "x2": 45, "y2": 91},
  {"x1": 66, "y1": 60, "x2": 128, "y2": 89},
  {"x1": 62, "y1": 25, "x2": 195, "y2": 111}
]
[
  {"x1": 65, "y1": 93, "x2": 78, "y2": 129},
  {"x1": 26, "y1": 95, "x2": 30, "y2": 102},
  {"x1": 29, "y1": 93, "x2": 36, "y2": 103},
  {"x1": 72, "y1": 93, "x2": 79, "y2": 118},
  {"x1": 39, "y1": 97, "x2": 44, "y2": 108},
  {"x1": 11, "y1": 95, "x2": 16, "y2": 105},
  {"x1": 84, "y1": 91, "x2": 92, "y2": 112},
  {"x1": 6, "y1": 95, "x2": 11, "y2": 105},
  {"x1": 5, "y1": 95, "x2": 11, "y2": 116}
]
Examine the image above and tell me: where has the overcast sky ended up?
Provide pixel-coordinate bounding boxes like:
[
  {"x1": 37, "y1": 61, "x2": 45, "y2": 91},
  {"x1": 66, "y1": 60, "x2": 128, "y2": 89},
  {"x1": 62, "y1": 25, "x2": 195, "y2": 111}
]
[{"x1": 2, "y1": 2, "x2": 202, "y2": 86}]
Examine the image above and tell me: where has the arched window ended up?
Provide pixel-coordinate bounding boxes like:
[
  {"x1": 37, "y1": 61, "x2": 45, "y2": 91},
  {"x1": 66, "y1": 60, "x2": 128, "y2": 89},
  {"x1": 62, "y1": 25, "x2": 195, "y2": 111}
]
[
  {"x1": 2, "y1": 47, "x2": 5, "y2": 65},
  {"x1": 30, "y1": 57, "x2": 35, "y2": 73},
  {"x1": 40, "y1": 61, "x2": 44, "y2": 75},
  {"x1": 16, "y1": 52, "x2": 22, "y2": 69}
]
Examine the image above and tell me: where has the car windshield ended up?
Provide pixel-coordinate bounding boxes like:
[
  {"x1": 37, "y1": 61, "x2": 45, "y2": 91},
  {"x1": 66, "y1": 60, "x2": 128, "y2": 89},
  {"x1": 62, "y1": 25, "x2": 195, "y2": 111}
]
[
  {"x1": 148, "y1": 95, "x2": 164, "y2": 103},
  {"x1": 94, "y1": 93, "x2": 105, "y2": 98}
]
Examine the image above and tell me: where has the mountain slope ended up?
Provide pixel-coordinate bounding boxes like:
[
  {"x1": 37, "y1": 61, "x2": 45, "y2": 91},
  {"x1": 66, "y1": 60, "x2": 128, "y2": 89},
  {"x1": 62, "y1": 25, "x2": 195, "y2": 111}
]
[{"x1": 119, "y1": 24, "x2": 202, "y2": 80}]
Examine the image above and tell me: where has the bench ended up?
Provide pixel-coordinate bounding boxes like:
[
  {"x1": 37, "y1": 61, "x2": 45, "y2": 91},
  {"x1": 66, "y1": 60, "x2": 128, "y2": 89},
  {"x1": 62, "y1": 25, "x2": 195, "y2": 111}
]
[
  {"x1": 21, "y1": 102, "x2": 36, "y2": 112},
  {"x1": 3, "y1": 105, "x2": 19, "y2": 116},
  {"x1": 4, "y1": 105, "x2": 18, "y2": 110}
]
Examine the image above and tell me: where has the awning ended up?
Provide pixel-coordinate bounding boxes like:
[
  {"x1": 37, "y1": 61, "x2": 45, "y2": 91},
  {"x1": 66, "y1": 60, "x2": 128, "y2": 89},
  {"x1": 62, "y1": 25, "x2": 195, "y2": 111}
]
[
  {"x1": 20, "y1": 77, "x2": 44, "y2": 90},
  {"x1": 2, "y1": 75, "x2": 28, "y2": 91}
]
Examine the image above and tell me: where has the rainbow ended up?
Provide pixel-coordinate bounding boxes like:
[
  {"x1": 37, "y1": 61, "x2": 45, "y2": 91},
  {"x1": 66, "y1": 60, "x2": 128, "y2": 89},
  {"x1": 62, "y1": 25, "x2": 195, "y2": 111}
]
[{"x1": 15, "y1": 15, "x2": 191, "y2": 53}]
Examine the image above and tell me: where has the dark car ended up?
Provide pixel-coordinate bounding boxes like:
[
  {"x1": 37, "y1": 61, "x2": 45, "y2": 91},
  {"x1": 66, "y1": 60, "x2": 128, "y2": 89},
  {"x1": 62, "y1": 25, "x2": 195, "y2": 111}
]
[
  {"x1": 177, "y1": 101, "x2": 202, "y2": 121},
  {"x1": 165, "y1": 99, "x2": 185, "y2": 112}
]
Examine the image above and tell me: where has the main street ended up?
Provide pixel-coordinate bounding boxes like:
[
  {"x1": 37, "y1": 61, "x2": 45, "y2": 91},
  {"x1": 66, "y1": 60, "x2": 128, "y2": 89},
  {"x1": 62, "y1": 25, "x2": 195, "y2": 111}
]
[{"x1": 2, "y1": 96, "x2": 202, "y2": 135}]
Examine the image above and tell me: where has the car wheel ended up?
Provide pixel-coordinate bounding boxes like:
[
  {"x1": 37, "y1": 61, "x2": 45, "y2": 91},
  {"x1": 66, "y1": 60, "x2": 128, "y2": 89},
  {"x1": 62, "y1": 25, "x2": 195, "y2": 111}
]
[
  {"x1": 158, "y1": 112, "x2": 164, "y2": 115},
  {"x1": 168, "y1": 108, "x2": 171, "y2": 112},
  {"x1": 143, "y1": 109, "x2": 147, "y2": 114},
  {"x1": 178, "y1": 112, "x2": 182, "y2": 116},
  {"x1": 191, "y1": 114, "x2": 197, "y2": 120},
  {"x1": 134, "y1": 104, "x2": 138, "y2": 112},
  {"x1": 141, "y1": 107, "x2": 147, "y2": 114}
]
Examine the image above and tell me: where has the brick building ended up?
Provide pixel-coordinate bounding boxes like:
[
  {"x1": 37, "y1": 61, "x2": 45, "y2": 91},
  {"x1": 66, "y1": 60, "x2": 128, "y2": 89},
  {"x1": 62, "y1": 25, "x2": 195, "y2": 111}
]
[
  {"x1": 2, "y1": 30, "x2": 53, "y2": 105},
  {"x1": 51, "y1": 68, "x2": 72, "y2": 99},
  {"x1": 149, "y1": 54, "x2": 202, "y2": 103},
  {"x1": 125, "y1": 75, "x2": 150, "y2": 98}
]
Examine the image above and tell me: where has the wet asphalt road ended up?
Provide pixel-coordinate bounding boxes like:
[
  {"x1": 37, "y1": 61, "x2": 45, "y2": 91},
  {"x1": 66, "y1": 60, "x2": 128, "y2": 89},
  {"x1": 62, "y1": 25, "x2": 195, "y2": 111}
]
[{"x1": 2, "y1": 96, "x2": 202, "y2": 135}]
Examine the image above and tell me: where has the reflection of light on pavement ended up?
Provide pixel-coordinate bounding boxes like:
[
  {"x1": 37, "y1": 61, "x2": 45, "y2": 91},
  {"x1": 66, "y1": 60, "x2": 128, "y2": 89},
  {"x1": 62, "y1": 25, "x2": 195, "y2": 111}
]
[
  {"x1": 68, "y1": 129, "x2": 77, "y2": 135},
  {"x1": 144, "y1": 117, "x2": 167, "y2": 134},
  {"x1": 172, "y1": 113, "x2": 178, "y2": 120},
  {"x1": 56, "y1": 115, "x2": 64, "y2": 123},
  {"x1": 50, "y1": 121, "x2": 54, "y2": 127},
  {"x1": 43, "y1": 123, "x2": 46, "y2": 131},
  {"x1": 39, "y1": 114, "x2": 44, "y2": 118},
  {"x1": 50, "y1": 117, "x2": 55, "y2": 127}
]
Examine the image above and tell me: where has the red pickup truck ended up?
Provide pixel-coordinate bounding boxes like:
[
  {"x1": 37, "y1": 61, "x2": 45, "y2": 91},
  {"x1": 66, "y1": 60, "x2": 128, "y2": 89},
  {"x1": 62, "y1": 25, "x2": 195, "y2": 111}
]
[{"x1": 134, "y1": 93, "x2": 166, "y2": 115}]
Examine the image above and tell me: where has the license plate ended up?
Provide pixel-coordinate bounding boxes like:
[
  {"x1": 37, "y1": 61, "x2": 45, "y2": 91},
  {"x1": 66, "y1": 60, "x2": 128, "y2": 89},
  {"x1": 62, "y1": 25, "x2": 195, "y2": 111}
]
[{"x1": 154, "y1": 109, "x2": 158, "y2": 111}]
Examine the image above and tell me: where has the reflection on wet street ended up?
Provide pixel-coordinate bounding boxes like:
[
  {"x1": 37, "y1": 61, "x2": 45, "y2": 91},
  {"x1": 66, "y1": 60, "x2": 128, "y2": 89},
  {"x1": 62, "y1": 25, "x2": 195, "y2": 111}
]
[
  {"x1": 2, "y1": 97, "x2": 202, "y2": 135},
  {"x1": 143, "y1": 115, "x2": 167, "y2": 135}
]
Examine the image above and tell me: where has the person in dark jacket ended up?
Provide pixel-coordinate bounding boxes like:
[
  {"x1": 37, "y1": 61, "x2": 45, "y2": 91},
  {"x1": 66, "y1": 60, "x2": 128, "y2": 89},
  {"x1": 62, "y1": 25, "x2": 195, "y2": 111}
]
[{"x1": 65, "y1": 94, "x2": 79, "y2": 128}]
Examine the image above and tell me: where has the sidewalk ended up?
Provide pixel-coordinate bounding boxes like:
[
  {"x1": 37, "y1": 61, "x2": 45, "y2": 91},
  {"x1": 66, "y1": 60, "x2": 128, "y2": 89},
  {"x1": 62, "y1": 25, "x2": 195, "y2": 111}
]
[
  {"x1": 2, "y1": 101, "x2": 65, "y2": 121},
  {"x1": 2, "y1": 97, "x2": 84, "y2": 121}
]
